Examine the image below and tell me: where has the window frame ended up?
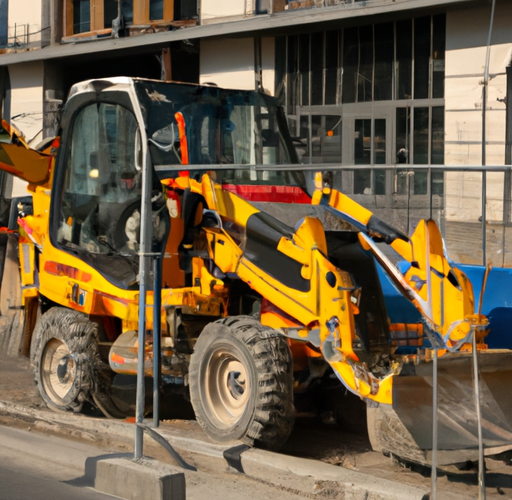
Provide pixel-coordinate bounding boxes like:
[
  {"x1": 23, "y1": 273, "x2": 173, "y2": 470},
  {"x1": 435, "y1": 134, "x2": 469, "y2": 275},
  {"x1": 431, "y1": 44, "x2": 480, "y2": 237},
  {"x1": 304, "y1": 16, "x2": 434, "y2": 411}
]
[
  {"x1": 50, "y1": 91, "x2": 144, "y2": 289},
  {"x1": 64, "y1": 0, "x2": 174, "y2": 37}
]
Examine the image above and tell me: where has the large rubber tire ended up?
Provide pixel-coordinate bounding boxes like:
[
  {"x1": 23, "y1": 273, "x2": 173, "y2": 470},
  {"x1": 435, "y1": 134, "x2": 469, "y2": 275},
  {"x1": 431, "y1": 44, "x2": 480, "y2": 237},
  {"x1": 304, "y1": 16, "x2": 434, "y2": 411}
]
[
  {"x1": 189, "y1": 316, "x2": 295, "y2": 451},
  {"x1": 31, "y1": 307, "x2": 126, "y2": 417}
]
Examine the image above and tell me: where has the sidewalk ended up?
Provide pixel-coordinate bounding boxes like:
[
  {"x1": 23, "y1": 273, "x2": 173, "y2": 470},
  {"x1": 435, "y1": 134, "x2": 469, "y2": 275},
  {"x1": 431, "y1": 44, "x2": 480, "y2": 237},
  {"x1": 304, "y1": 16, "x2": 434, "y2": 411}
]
[{"x1": 0, "y1": 353, "x2": 509, "y2": 499}]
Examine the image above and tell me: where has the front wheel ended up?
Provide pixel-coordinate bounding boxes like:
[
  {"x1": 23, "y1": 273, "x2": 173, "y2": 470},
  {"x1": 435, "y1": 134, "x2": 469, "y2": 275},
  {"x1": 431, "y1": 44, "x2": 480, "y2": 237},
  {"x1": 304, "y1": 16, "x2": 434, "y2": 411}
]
[
  {"x1": 32, "y1": 307, "x2": 127, "y2": 417},
  {"x1": 189, "y1": 316, "x2": 295, "y2": 451}
]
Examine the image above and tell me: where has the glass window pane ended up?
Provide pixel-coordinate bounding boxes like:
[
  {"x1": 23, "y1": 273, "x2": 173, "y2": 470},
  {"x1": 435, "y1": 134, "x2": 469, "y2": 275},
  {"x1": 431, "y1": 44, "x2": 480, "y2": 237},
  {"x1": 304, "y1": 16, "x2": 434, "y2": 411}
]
[
  {"x1": 342, "y1": 27, "x2": 358, "y2": 104},
  {"x1": 396, "y1": 169, "x2": 409, "y2": 195},
  {"x1": 0, "y1": 1, "x2": 6, "y2": 46},
  {"x1": 275, "y1": 36, "x2": 286, "y2": 98},
  {"x1": 297, "y1": 115, "x2": 310, "y2": 164},
  {"x1": 431, "y1": 106, "x2": 444, "y2": 164},
  {"x1": 311, "y1": 115, "x2": 342, "y2": 163},
  {"x1": 413, "y1": 107, "x2": 429, "y2": 164},
  {"x1": 355, "y1": 119, "x2": 371, "y2": 164},
  {"x1": 287, "y1": 36, "x2": 298, "y2": 114},
  {"x1": 73, "y1": 0, "x2": 90, "y2": 34},
  {"x1": 354, "y1": 169, "x2": 371, "y2": 194},
  {"x1": 299, "y1": 34, "x2": 310, "y2": 106},
  {"x1": 374, "y1": 23, "x2": 393, "y2": 101},
  {"x1": 358, "y1": 25, "x2": 373, "y2": 102},
  {"x1": 396, "y1": 107, "x2": 410, "y2": 163},
  {"x1": 414, "y1": 16, "x2": 431, "y2": 99},
  {"x1": 432, "y1": 14, "x2": 446, "y2": 99},
  {"x1": 104, "y1": 0, "x2": 118, "y2": 28},
  {"x1": 432, "y1": 171, "x2": 444, "y2": 196},
  {"x1": 311, "y1": 115, "x2": 322, "y2": 162},
  {"x1": 149, "y1": 0, "x2": 164, "y2": 20},
  {"x1": 374, "y1": 170, "x2": 386, "y2": 195},
  {"x1": 374, "y1": 118, "x2": 386, "y2": 164},
  {"x1": 311, "y1": 32, "x2": 324, "y2": 105},
  {"x1": 120, "y1": 0, "x2": 133, "y2": 24},
  {"x1": 396, "y1": 20, "x2": 412, "y2": 100},
  {"x1": 413, "y1": 171, "x2": 427, "y2": 195},
  {"x1": 325, "y1": 30, "x2": 339, "y2": 105},
  {"x1": 59, "y1": 103, "x2": 141, "y2": 254}
]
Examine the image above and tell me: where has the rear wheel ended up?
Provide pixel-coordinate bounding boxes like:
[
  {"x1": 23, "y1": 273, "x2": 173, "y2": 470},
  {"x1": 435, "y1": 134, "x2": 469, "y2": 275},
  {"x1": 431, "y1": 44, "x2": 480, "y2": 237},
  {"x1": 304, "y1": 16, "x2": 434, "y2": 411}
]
[
  {"x1": 189, "y1": 316, "x2": 294, "y2": 450},
  {"x1": 32, "y1": 307, "x2": 126, "y2": 417}
]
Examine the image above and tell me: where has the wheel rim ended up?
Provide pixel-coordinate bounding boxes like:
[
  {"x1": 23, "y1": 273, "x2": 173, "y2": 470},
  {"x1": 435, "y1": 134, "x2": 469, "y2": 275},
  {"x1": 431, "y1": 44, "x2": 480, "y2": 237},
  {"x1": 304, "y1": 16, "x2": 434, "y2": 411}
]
[
  {"x1": 41, "y1": 338, "x2": 77, "y2": 405},
  {"x1": 205, "y1": 349, "x2": 250, "y2": 428}
]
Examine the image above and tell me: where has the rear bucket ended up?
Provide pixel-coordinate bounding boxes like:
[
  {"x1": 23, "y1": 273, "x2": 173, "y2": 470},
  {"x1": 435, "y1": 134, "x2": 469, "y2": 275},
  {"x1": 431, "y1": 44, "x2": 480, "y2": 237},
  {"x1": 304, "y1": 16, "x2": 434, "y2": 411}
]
[{"x1": 368, "y1": 350, "x2": 512, "y2": 466}]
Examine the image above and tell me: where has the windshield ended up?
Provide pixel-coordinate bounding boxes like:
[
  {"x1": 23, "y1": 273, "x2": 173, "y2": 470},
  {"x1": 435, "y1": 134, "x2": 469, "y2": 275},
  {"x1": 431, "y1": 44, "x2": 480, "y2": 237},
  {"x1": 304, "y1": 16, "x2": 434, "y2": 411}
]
[{"x1": 134, "y1": 80, "x2": 305, "y2": 188}]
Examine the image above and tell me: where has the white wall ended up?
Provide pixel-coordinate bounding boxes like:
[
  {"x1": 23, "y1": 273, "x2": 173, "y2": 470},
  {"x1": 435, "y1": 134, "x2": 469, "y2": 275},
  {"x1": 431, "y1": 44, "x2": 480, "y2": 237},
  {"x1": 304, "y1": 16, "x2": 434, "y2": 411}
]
[
  {"x1": 261, "y1": 37, "x2": 275, "y2": 96},
  {"x1": 445, "y1": 3, "x2": 512, "y2": 221},
  {"x1": 199, "y1": 37, "x2": 276, "y2": 94},
  {"x1": 9, "y1": 61, "x2": 44, "y2": 196},
  {"x1": 200, "y1": 38, "x2": 255, "y2": 90},
  {"x1": 8, "y1": 0, "x2": 43, "y2": 49},
  {"x1": 200, "y1": 0, "x2": 248, "y2": 24}
]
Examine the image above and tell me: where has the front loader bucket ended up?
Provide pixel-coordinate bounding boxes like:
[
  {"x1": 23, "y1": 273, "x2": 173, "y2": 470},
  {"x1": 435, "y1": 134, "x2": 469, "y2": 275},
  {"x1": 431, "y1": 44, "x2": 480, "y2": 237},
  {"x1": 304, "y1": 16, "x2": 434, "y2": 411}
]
[
  {"x1": 0, "y1": 120, "x2": 57, "y2": 186},
  {"x1": 369, "y1": 350, "x2": 512, "y2": 465}
]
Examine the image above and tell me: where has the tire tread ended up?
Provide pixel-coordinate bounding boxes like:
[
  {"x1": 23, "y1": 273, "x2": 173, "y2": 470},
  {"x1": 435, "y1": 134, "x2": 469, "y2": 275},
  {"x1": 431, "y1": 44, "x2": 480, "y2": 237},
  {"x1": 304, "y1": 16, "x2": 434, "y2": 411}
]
[{"x1": 189, "y1": 315, "x2": 294, "y2": 451}]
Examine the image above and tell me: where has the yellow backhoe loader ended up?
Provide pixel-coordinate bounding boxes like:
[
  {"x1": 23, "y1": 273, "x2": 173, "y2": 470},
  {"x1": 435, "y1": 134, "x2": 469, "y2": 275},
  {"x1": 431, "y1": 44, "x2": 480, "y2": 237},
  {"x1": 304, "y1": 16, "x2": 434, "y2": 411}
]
[{"x1": 1, "y1": 77, "x2": 511, "y2": 466}]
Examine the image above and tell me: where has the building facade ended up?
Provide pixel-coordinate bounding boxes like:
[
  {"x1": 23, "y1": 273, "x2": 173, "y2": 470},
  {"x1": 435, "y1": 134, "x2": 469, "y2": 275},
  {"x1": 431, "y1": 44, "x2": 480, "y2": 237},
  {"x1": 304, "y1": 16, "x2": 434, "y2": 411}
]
[{"x1": 1, "y1": 0, "x2": 512, "y2": 266}]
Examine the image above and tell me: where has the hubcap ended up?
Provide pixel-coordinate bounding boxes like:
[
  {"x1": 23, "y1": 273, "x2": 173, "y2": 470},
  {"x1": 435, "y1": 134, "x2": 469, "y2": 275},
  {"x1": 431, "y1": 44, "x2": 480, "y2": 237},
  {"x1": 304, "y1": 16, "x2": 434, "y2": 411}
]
[
  {"x1": 41, "y1": 338, "x2": 77, "y2": 404},
  {"x1": 206, "y1": 351, "x2": 250, "y2": 427}
]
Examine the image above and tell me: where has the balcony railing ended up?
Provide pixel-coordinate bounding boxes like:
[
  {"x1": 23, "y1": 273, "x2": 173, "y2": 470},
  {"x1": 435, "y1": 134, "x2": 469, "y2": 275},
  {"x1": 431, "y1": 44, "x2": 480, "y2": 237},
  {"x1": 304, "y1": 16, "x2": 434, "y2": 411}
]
[
  {"x1": 0, "y1": 24, "x2": 50, "y2": 53},
  {"x1": 283, "y1": 0, "x2": 393, "y2": 12}
]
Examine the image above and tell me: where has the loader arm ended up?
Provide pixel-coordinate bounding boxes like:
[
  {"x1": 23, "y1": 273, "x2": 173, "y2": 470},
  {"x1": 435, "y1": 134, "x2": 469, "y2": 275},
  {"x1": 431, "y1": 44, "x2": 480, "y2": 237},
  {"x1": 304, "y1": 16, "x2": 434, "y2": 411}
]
[
  {"x1": 0, "y1": 120, "x2": 58, "y2": 187},
  {"x1": 166, "y1": 173, "x2": 397, "y2": 404},
  {"x1": 311, "y1": 172, "x2": 486, "y2": 349}
]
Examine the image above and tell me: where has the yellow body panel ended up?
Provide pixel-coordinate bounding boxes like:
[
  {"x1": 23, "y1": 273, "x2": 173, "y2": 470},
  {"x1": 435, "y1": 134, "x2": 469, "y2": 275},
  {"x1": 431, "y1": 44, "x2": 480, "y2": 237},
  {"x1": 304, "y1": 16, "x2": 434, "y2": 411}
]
[
  {"x1": 0, "y1": 121, "x2": 57, "y2": 187},
  {"x1": 312, "y1": 177, "x2": 487, "y2": 351},
  {"x1": 3, "y1": 108, "x2": 483, "y2": 408}
]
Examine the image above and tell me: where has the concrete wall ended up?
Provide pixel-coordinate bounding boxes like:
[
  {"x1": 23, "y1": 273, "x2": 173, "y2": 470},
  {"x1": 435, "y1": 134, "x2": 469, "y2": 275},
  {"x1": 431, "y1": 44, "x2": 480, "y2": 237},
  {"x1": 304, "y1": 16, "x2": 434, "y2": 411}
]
[
  {"x1": 445, "y1": 2, "x2": 512, "y2": 222},
  {"x1": 199, "y1": 37, "x2": 275, "y2": 94},
  {"x1": 8, "y1": 0, "x2": 43, "y2": 49},
  {"x1": 261, "y1": 37, "x2": 275, "y2": 96},
  {"x1": 9, "y1": 61, "x2": 44, "y2": 196},
  {"x1": 200, "y1": 0, "x2": 249, "y2": 24},
  {"x1": 200, "y1": 38, "x2": 255, "y2": 90}
]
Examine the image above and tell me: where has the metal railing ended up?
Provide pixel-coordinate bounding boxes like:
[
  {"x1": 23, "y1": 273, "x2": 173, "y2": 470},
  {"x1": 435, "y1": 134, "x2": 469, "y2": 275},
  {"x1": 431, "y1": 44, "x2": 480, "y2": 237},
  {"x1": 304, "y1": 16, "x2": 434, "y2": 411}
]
[
  {"x1": 1, "y1": 23, "x2": 50, "y2": 52},
  {"x1": 286, "y1": 0, "x2": 392, "y2": 10},
  {"x1": 155, "y1": 162, "x2": 512, "y2": 267}
]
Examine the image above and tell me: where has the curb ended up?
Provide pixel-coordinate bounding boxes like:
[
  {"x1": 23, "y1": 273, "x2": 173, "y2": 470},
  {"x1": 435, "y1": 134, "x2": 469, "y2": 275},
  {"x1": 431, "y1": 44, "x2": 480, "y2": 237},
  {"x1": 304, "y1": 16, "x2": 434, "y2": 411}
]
[{"x1": 0, "y1": 400, "x2": 473, "y2": 500}]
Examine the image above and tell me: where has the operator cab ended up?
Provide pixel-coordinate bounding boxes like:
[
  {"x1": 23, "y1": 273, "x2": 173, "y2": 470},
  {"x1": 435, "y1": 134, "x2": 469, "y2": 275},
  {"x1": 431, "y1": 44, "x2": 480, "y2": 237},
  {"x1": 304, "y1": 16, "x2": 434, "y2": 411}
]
[{"x1": 48, "y1": 78, "x2": 307, "y2": 290}]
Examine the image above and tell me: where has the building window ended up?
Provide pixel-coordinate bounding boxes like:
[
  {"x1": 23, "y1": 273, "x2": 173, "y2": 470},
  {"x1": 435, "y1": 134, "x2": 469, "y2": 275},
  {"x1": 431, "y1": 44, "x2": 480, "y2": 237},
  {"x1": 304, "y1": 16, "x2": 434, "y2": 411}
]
[
  {"x1": 0, "y1": 0, "x2": 8, "y2": 47},
  {"x1": 291, "y1": 114, "x2": 342, "y2": 165},
  {"x1": 132, "y1": 0, "x2": 173, "y2": 24},
  {"x1": 66, "y1": 0, "x2": 119, "y2": 35},
  {"x1": 64, "y1": 0, "x2": 175, "y2": 37},
  {"x1": 150, "y1": 0, "x2": 164, "y2": 20},
  {"x1": 280, "y1": 12, "x2": 446, "y2": 202},
  {"x1": 72, "y1": 0, "x2": 91, "y2": 33},
  {"x1": 120, "y1": 0, "x2": 134, "y2": 24},
  {"x1": 395, "y1": 105, "x2": 444, "y2": 165},
  {"x1": 285, "y1": 14, "x2": 444, "y2": 108}
]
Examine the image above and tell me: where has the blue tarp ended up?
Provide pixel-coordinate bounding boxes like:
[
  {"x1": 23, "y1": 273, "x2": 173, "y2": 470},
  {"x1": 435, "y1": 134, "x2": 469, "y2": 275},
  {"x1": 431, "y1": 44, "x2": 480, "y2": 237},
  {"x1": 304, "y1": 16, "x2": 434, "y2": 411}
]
[{"x1": 376, "y1": 263, "x2": 512, "y2": 350}]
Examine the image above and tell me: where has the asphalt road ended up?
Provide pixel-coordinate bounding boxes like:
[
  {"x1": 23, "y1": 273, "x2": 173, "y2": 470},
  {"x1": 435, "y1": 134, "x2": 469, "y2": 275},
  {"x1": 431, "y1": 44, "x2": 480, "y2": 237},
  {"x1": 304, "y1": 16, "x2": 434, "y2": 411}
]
[
  {"x1": 0, "y1": 466, "x2": 119, "y2": 500},
  {"x1": 0, "y1": 424, "x2": 313, "y2": 500},
  {"x1": 0, "y1": 426, "x2": 119, "y2": 500}
]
